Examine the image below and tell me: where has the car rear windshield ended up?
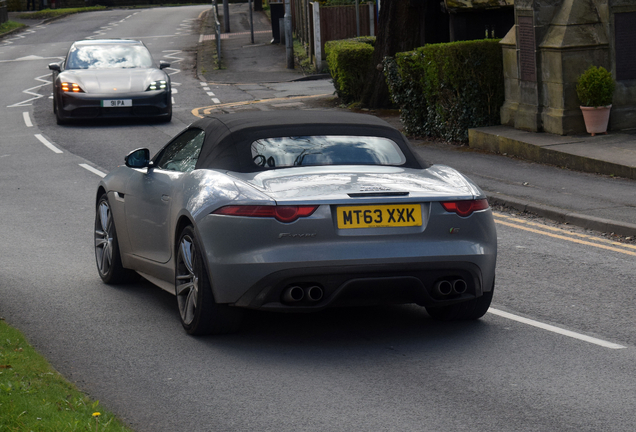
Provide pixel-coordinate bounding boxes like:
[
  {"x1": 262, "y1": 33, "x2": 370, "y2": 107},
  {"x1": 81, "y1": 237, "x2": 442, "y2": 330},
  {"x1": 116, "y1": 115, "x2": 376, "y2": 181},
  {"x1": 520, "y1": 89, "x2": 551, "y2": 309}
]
[
  {"x1": 66, "y1": 44, "x2": 154, "y2": 69},
  {"x1": 250, "y1": 136, "x2": 407, "y2": 168}
]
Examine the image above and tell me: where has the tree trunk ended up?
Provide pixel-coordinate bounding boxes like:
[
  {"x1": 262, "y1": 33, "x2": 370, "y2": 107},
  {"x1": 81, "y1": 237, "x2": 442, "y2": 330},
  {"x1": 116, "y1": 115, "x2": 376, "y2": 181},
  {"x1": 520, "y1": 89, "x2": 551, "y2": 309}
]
[{"x1": 361, "y1": 0, "x2": 427, "y2": 108}]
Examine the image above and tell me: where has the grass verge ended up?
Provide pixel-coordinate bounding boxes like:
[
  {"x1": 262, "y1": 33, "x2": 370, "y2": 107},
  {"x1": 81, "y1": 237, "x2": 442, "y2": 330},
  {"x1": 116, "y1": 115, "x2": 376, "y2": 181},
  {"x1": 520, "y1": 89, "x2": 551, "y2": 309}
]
[
  {"x1": 15, "y1": 6, "x2": 106, "y2": 20},
  {"x1": 0, "y1": 318, "x2": 134, "y2": 431},
  {"x1": 0, "y1": 21, "x2": 26, "y2": 36},
  {"x1": 293, "y1": 38, "x2": 316, "y2": 75}
]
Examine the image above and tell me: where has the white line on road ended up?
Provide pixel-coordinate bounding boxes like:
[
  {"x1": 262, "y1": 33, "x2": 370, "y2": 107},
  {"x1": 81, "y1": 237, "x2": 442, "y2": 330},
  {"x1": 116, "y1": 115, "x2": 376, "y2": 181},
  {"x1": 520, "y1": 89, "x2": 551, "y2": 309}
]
[
  {"x1": 206, "y1": 91, "x2": 216, "y2": 96},
  {"x1": 35, "y1": 134, "x2": 62, "y2": 154},
  {"x1": 79, "y1": 164, "x2": 107, "y2": 178},
  {"x1": 212, "y1": 98, "x2": 221, "y2": 104},
  {"x1": 8, "y1": 74, "x2": 52, "y2": 107},
  {"x1": 488, "y1": 308, "x2": 626, "y2": 350},
  {"x1": 23, "y1": 112, "x2": 33, "y2": 127}
]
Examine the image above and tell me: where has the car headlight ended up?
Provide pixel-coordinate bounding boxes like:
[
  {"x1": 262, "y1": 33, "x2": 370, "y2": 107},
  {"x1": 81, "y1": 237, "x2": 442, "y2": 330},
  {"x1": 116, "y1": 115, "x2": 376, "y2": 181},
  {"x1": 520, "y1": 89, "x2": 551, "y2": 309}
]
[
  {"x1": 61, "y1": 82, "x2": 84, "y2": 93},
  {"x1": 146, "y1": 80, "x2": 167, "y2": 91}
]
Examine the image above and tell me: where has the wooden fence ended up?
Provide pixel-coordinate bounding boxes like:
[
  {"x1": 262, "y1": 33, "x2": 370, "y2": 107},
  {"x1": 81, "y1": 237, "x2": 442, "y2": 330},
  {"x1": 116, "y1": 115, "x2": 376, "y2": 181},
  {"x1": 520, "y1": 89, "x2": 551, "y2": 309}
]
[{"x1": 291, "y1": 1, "x2": 377, "y2": 72}]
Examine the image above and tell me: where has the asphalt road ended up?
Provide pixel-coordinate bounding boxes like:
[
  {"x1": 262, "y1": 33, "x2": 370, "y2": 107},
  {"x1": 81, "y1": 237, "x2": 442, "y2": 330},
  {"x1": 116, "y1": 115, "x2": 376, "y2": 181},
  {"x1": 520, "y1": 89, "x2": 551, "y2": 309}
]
[{"x1": 1, "y1": 8, "x2": 636, "y2": 432}]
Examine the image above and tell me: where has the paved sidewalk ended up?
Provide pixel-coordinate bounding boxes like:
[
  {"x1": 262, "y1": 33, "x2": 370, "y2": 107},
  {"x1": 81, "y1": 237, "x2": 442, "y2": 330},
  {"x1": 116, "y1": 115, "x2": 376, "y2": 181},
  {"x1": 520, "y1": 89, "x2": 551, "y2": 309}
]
[
  {"x1": 470, "y1": 125, "x2": 636, "y2": 181},
  {"x1": 196, "y1": 4, "x2": 635, "y2": 237},
  {"x1": 199, "y1": 2, "x2": 307, "y2": 84}
]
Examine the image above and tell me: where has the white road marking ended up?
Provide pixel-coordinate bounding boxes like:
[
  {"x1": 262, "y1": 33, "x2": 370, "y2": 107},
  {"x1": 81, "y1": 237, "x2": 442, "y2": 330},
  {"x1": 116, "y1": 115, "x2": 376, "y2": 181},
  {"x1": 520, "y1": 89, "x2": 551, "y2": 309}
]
[
  {"x1": 171, "y1": 88, "x2": 178, "y2": 94},
  {"x1": 23, "y1": 112, "x2": 33, "y2": 127},
  {"x1": 161, "y1": 50, "x2": 183, "y2": 77},
  {"x1": 0, "y1": 56, "x2": 63, "y2": 63},
  {"x1": 1, "y1": 25, "x2": 43, "y2": 47},
  {"x1": 200, "y1": 82, "x2": 207, "y2": 86},
  {"x1": 203, "y1": 86, "x2": 210, "y2": 91},
  {"x1": 35, "y1": 134, "x2": 62, "y2": 154},
  {"x1": 79, "y1": 164, "x2": 107, "y2": 178},
  {"x1": 8, "y1": 74, "x2": 52, "y2": 107},
  {"x1": 211, "y1": 98, "x2": 221, "y2": 104},
  {"x1": 206, "y1": 91, "x2": 215, "y2": 96},
  {"x1": 172, "y1": 97, "x2": 176, "y2": 105},
  {"x1": 488, "y1": 308, "x2": 626, "y2": 349}
]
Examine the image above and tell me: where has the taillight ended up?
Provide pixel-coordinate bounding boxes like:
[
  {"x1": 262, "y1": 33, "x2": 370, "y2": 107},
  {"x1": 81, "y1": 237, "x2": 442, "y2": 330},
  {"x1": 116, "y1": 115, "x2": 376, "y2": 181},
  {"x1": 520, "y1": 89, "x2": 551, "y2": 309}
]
[
  {"x1": 440, "y1": 199, "x2": 489, "y2": 217},
  {"x1": 212, "y1": 205, "x2": 318, "y2": 223},
  {"x1": 61, "y1": 82, "x2": 84, "y2": 93}
]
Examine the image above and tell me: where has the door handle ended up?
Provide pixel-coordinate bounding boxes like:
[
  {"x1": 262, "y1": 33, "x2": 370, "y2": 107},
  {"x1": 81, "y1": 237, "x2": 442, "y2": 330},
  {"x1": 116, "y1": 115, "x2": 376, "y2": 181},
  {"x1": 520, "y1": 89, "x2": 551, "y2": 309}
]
[{"x1": 161, "y1": 194, "x2": 170, "y2": 202}]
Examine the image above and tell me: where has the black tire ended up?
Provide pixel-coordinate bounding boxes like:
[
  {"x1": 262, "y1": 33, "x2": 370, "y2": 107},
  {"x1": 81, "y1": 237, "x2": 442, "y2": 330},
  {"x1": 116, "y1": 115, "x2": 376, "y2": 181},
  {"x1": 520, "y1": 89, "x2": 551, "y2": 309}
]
[
  {"x1": 425, "y1": 281, "x2": 494, "y2": 321},
  {"x1": 53, "y1": 95, "x2": 68, "y2": 125},
  {"x1": 94, "y1": 194, "x2": 138, "y2": 284},
  {"x1": 175, "y1": 226, "x2": 243, "y2": 335}
]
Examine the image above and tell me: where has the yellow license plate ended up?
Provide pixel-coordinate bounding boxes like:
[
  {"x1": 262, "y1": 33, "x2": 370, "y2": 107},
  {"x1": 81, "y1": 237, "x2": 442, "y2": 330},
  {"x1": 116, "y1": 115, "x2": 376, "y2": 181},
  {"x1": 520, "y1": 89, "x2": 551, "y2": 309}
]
[{"x1": 336, "y1": 204, "x2": 422, "y2": 229}]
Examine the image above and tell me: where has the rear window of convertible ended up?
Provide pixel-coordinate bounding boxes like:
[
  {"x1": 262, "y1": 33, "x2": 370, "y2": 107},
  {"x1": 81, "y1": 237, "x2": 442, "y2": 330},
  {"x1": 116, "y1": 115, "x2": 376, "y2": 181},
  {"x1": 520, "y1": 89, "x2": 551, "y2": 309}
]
[{"x1": 250, "y1": 136, "x2": 406, "y2": 168}]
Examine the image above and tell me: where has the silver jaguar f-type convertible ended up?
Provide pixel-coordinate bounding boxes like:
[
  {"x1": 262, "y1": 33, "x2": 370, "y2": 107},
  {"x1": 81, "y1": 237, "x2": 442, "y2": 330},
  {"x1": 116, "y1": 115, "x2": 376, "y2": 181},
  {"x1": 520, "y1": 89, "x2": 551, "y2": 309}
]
[
  {"x1": 49, "y1": 39, "x2": 172, "y2": 124},
  {"x1": 94, "y1": 111, "x2": 497, "y2": 335}
]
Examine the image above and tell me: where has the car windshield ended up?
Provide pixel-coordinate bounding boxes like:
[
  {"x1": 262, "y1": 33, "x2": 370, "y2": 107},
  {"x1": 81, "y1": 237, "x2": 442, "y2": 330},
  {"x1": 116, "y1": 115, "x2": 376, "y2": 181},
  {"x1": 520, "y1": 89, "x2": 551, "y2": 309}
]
[
  {"x1": 251, "y1": 136, "x2": 406, "y2": 168},
  {"x1": 65, "y1": 44, "x2": 154, "y2": 69}
]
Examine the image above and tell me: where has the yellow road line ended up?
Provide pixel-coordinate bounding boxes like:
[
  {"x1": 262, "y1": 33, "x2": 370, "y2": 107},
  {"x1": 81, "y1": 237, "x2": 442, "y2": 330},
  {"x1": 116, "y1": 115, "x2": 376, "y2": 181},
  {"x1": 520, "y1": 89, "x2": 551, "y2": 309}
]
[
  {"x1": 493, "y1": 212, "x2": 636, "y2": 251},
  {"x1": 191, "y1": 93, "x2": 333, "y2": 118},
  {"x1": 494, "y1": 218, "x2": 636, "y2": 257}
]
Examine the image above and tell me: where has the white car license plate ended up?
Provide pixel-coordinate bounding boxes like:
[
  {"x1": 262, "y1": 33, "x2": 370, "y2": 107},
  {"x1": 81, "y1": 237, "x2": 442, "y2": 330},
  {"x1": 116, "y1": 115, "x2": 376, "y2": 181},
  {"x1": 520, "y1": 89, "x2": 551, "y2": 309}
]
[{"x1": 101, "y1": 99, "x2": 132, "y2": 107}]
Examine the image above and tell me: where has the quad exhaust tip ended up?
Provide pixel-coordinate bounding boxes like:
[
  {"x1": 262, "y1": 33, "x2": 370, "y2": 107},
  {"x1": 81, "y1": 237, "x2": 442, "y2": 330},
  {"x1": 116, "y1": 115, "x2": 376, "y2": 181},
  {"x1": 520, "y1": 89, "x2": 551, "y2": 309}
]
[
  {"x1": 452, "y1": 279, "x2": 467, "y2": 294},
  {"x1": 433, "y1": 278, "x2": 468, "y2": 297},
  {"x1": 282, "y1": 286, "x2": 304, "y2": 303},
  {"x1": 306, "y1": 286, "x2": 324, "y2": 302},
  {"x1": 282, "y1": 285, "x2": 324, "y2": 304}
]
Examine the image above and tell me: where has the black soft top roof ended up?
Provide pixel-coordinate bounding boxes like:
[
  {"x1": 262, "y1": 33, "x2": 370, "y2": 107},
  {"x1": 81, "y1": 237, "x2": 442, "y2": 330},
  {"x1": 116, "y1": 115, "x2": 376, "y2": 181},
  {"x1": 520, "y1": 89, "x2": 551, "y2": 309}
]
[{"x1": 191, "y1": 110, "x2": 429, "y2": 172}]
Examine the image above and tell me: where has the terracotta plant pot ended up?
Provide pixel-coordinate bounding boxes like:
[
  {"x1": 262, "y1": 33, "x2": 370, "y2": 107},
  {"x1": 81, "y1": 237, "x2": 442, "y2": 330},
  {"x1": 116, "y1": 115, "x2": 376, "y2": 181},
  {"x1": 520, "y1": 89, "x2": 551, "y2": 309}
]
[{"x1": 580, "y1": 105, "x2": 611, "y2": 136}]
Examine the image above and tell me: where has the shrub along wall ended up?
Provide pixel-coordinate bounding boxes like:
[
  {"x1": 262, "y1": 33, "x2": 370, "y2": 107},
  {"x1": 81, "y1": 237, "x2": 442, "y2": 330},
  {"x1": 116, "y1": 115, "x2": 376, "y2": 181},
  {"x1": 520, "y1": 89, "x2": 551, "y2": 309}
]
[
  {"x1": 385, "y1": 39, "x2": 504, "y2": 142},
  {"x1": 325, "y1": 36, "x2": 375, "y2": 104}
]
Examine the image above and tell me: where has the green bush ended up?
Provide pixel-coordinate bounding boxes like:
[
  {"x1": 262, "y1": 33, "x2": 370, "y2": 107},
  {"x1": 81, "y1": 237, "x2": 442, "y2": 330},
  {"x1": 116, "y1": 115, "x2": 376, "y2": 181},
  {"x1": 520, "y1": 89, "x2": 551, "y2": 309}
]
[
  {"x1": 576, "y1": 66, "x2": 614, "y2": 107},
  {"x1": 385, "y1": 39, "x2": 504, "y2": 142},
  {"x1": 325, "y1": 37, "x2": 375, "y2": 104}
]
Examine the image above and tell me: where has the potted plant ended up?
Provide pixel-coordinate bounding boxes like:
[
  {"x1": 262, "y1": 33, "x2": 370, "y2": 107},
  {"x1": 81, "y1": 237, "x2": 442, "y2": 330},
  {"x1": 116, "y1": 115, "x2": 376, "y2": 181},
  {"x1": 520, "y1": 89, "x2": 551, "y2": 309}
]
[{"x1": 576, "y1": 66, "x2": 615, "y2": 136}]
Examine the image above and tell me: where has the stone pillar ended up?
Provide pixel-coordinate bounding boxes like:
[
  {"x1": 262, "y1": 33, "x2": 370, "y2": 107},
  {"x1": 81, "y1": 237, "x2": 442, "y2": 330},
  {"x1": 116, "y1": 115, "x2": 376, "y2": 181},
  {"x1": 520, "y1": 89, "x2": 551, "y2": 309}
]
[
  {"x1": 500, "y1": 26, "x2": 519, "y2": 126},
  {"x1": 539, "y1": 0, "x2": 609, "y2": 135},
  {"x1": 501, "y1": 0, "x2": 614, "y2": 135}
]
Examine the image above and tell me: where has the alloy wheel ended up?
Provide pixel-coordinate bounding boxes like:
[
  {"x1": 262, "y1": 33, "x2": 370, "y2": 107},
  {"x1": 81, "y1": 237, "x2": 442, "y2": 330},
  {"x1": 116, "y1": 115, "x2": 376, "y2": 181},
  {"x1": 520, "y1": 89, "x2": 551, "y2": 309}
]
[
  {"x1": 176, "y1": 234, "x2": 199, "y2": 326},
  {"x1": 95, "y1": 200, "x2": 114, "y2": 277}
]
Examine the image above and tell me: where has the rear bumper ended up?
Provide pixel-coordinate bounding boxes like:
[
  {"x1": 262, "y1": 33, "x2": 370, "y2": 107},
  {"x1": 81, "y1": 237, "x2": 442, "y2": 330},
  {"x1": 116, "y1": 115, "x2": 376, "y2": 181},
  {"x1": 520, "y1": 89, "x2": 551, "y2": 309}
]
[
  {"x1": 232, "y1": 260, "x2": 489, "y2": 311},
  {"x1": 57, "y1": 90, "x2": 171, "y2": 119},
  {"x1": 196, "y1": 207, "x2": 497, "y2": 309}
]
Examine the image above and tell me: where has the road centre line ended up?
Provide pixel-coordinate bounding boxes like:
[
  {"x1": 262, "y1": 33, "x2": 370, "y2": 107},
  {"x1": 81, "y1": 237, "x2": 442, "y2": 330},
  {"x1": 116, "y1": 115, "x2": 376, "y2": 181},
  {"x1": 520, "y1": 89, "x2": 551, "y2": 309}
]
[
  {"x1": 488, "y1": 308, "x2": 626, "y2": 349},
  {"x1": 35, "y1": 134, "x2": 62, "y2": 154},
  {"x1": 79, "y1": 164, "x2": 107, "y2": 178},
  {"x1": 493, "y1": 215, "x2": 636, "y2": 257},
  {"x1": 23, "y1": 112, "x2": 33, "y2": 127}
]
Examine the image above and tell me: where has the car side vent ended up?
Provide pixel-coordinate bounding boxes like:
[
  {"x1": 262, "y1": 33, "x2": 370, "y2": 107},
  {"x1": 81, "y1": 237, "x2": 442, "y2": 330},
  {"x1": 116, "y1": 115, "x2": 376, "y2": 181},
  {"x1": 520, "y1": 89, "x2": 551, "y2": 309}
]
[{"x1": 347, "y1": 192, "x2": 410, "y2": 198}]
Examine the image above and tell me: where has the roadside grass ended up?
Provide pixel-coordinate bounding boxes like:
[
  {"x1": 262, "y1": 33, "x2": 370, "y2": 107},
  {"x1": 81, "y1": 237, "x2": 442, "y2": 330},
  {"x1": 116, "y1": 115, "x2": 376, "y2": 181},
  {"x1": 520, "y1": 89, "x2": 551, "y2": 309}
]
[
  {"x1": 0, "y1": 21, "x2": 25, "y2": 35},
  {"x1": 293, "y1": 38, "x2": 316, "y2": 75},
  {"x1": 15, "y1": 6, "x2": 106, "y2": 20},
  {"x1": 0, "y1": 319, "x2": 134, "y2": 432}
]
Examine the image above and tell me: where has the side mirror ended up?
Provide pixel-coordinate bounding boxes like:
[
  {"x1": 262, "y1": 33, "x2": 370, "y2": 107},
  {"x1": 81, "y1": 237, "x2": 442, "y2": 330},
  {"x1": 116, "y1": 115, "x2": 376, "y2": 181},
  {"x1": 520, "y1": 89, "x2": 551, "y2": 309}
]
[
  {"x1": 159, "y1": 61, "x2": 170, "y2": 70},
  {"x1": 48, "y1": 63, "x2": 61, "y2": 72},
  {"x1": 125, "y1": 148, "x2": 151, "y2": 168}
]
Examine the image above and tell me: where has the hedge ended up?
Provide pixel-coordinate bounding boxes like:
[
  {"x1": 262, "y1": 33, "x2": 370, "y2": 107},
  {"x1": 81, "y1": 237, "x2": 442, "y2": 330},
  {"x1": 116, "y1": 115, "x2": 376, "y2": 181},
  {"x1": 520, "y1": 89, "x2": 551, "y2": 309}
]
[
  {"x1": 384, "y1": 39, "x2": 504, "y2": 142},
  {"x1": 325, "y1": 36, "x2": 375, "y2": 104}
]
